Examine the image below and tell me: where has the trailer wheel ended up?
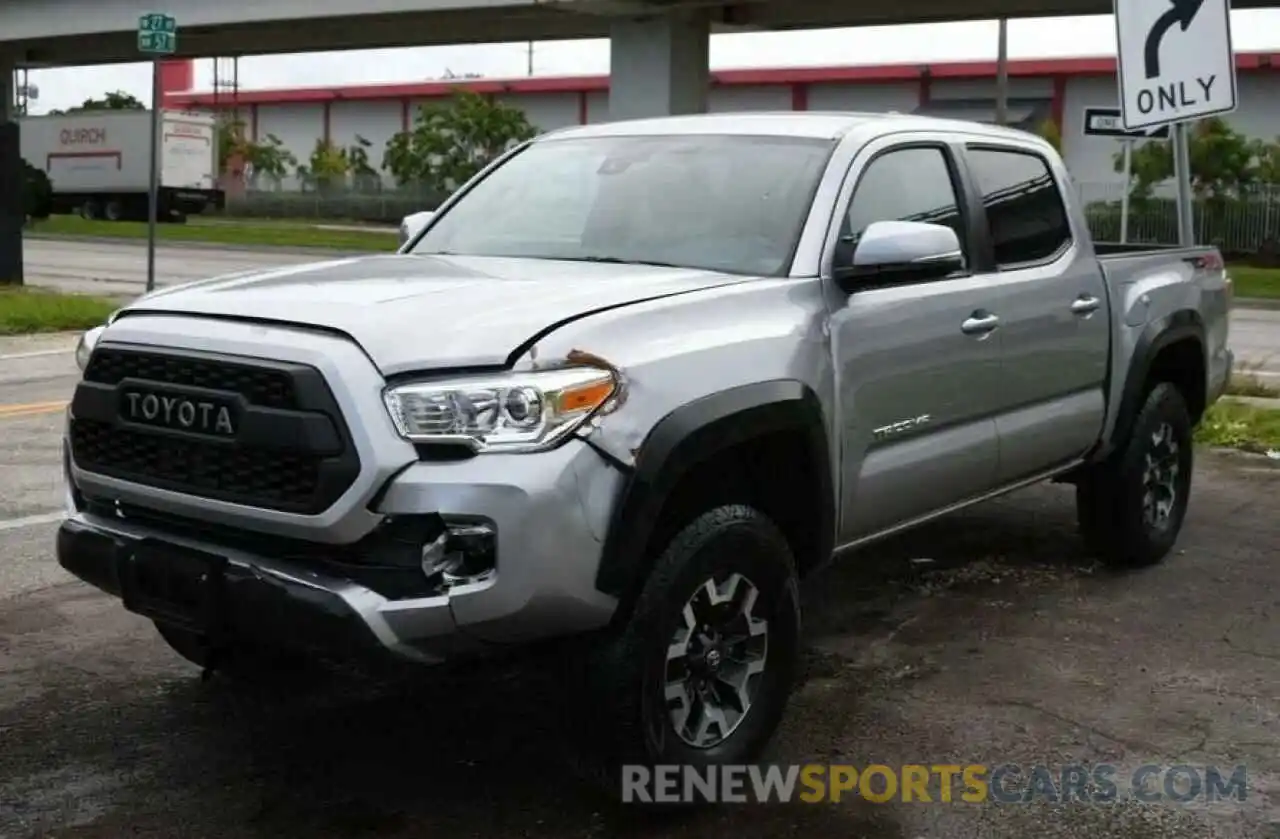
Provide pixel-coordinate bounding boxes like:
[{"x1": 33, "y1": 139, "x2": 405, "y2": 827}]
[
  {"x1": 103, "y1": 200, "x2": 124, "y2": 222},
  {"x1": 80, "y1": 199, "x2": 100, "y2": 220}
]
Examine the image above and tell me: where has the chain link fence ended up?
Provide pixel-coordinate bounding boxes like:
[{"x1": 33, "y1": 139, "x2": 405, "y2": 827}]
[
  {"x1": 1077, "y1": 181, "x2": 1280, "y2": 259},
  {"x1": 218, "y1": 175, "x2": 445, "y2": 225}
]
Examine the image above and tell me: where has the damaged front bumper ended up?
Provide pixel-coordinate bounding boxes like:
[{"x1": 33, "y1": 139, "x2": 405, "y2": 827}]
[{"x1": 58, "y1": 438, "x2": 626, "y2": 666}]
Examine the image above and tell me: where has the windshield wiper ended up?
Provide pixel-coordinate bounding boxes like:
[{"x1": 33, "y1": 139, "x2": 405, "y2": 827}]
[{"x1": 561, "y1": 255, "x2": 685, "y2": 269}]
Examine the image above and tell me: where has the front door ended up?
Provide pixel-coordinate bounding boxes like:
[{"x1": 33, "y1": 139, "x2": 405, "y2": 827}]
[{"x1": 827, "y1": 139, "x2": 1005, "y2": 542}]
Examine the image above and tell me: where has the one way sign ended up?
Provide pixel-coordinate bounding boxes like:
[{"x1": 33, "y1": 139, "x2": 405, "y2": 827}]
[
  {"x1": 1114, "y1": 0, "x2": 1237, "y2": 130},
  {"x1": 1083, "y1": 107, "x2": 1170, "y2": 139}
]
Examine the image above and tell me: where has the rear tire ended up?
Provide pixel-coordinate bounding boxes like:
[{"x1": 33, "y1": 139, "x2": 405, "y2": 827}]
[
  {"x1": 567, "y1": 505, "x2": 801, "y2": 803},
  {"x1": 103, "y1": 200, "x2": 124, "y2": 222},
  {"x1": 1076, "y1": 382, "x2": 1194, "y2": 568},
  {"x1": 79, "y1": 199, "x2": 100, "y2": 220}
]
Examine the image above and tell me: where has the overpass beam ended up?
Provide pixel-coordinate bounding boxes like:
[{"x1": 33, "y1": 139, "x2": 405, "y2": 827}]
[
  {"x1": 0, "y1": 56, "x2": 21, "y2": 285},
  {"x1": 608, "y1": 10, "x2": 709, "y2": 121}
]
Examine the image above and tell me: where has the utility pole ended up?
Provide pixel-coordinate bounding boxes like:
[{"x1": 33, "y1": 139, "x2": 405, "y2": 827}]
[
  {"x1": 994, "y1": 17, "x2": 1009, "y2": 125},
  {"x1": 526, "y1": 41, "x2": 534, "y2": 76}
]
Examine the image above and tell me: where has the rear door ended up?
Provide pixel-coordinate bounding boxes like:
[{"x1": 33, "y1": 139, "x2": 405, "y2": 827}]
[
  {"x1": 160, "y1": 115, "x2": 217, "y2": 190},
  {"x1": 958, "y1": 142, "x2": 1111, "y2": 483},
  {"x1": 826, "y1": 135, "x2": 1005, "y2": 541}
]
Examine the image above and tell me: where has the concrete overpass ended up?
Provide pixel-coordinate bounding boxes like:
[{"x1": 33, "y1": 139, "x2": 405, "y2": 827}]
[
  {"x1": 1, "y1": 0, "x2": 1272, "y2": 70},
  {"x1": 2, "y1": 0, "x2": 1274, "y2": 280},
  {"x1": 4, "y1": 0, "x2": 1278, "y2": 118}
]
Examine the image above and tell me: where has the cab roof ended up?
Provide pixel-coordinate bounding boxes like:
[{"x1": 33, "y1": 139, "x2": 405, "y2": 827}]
[{"x1": 541, "y1": 111, "x2": 1044, "y2": 144}]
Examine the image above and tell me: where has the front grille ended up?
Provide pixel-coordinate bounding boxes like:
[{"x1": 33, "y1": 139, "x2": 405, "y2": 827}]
[
  {"x1": 86, "y1": 349, "x2": 296, "y2": 409},
  {"x1": 71, "y1": 421, "x2": 320, "y2": 506},
  {"x1": 69, "y1": 347, "x2": 360, "y2": 514}
]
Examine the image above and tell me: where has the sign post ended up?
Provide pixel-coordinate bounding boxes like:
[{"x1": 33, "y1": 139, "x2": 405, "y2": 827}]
[
  {"x1": 136, "y1": 13, "x2": 177, "y2": 293},
  {"x1": 1082, "y1": 107, "x2": 1170, "y2": 243},
  {"x1": 1113, "y1": 0, "x2": 1236, "y2": 246},
  {"x1": 1120, "y1": 140, "x2": 1132, "y2": 243}
]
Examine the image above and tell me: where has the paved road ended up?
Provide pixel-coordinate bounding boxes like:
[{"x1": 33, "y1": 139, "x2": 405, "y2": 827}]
[
  {"x1": 0, "y1": 337, "x2": 1278, "y2": 838},
  {"x1": 22, "y1": 236, "x2": 345, "y2": 297},
  {"x1": 1233, "y1": 308, "x2": 1280, "y2": 380}
]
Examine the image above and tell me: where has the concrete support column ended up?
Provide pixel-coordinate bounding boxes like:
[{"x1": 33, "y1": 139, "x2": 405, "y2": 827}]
[
  {"x1": 0, "y1": 61, "x2": 13, "y2": 122},
  {"x1": 608, "y1": 11, "x2": 710, "y2": 121},
  {"x1": 0, "y1": 56, "x2": 22, "y2": 285}
]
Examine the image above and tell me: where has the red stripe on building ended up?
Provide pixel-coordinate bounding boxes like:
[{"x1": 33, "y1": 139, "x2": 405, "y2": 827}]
[{"x1": 166, "y1": 52, "x2": 1280, "y2": 109}]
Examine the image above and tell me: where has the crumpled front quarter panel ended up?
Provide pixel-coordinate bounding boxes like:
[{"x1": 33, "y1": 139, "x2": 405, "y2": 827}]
[{"x1": 511, "y1": 278, "x2": 836, "y2": 469}]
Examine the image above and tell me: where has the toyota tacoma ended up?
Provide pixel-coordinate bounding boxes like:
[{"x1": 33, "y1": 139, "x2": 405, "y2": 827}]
[{"x1": 58, "y1": 112, "x2": 1233, "y2": 782}]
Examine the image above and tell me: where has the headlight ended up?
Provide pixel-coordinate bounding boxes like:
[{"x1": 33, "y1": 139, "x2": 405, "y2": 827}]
[
  {"x1": 75, "y1": 326, "x2": 104, "y2": 372},
  {"x1": 383, "y1": 366, "x2": 620, "y2": 453}
]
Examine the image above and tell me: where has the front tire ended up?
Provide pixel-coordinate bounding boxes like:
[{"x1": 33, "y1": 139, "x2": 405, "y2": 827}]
[
  {"x1": 1076, "y1": 382, "x2": 1194, "y2": 567},
  {"x1": 571, "y1": 505, "x2": 801, "y2": 800}
]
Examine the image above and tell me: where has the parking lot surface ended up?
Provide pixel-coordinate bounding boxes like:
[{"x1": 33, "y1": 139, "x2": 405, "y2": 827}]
[{"x1": 1, "y1": 337, "x2": 1278, "y2": 839}]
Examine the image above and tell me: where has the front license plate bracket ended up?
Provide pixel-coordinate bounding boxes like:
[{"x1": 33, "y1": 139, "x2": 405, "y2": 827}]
[{"x1": 120, "y1": 540, "x2": 228, "y2": 636}]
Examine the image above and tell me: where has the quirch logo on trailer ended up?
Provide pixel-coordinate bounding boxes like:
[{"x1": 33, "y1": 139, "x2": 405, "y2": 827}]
[
  {"x1": 59, "y1": 127, "x2": 106, "y2": 145},
  {"x1": 168, "y1": 123, "x2": 206, "y2": 137}
]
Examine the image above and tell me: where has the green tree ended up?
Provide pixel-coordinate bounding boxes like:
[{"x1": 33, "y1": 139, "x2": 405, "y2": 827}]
[
  {"x1": 382, "y1": 90, "x2": 537, "y2": 193},
  {"x1": 1114, "y1": 117, "x2": 1258, "y2": 202},
  {"x1": 304, "y1": 139, "x2": 351, "y2": 193},
  {"x1": 216, "y1": 115, "x2": 248, "y2": 171},
  {"x1": 1251, "y1": 136, "x2": 1280, "y2": 186},
  {"x1": 245, "y1": 134, "x2": 297, "y2": 188},
  {"x1": 346, "y1": 135, "x2": 380, "y2": 192},
  {"x1": 48, "y1": 91, "x2": 146, "y2": 115}
]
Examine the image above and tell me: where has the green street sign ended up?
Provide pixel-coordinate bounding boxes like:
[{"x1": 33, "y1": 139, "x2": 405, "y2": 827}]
[
  {"x1": 137, "y1": 13, "x2": 177, "y2": 55},
  {"x1": 138, "y1": 13, "x2": 176, "y2": 33}
]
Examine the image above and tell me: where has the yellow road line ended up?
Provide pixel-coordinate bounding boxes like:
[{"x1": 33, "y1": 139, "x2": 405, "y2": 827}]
[{"x1": 0, "y1": 400, "x2": 69, "y2": 418}]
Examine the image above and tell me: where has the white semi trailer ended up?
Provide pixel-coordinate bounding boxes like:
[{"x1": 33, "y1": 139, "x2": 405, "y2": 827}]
[{"x1": 19, "y1": 109, "x2": 224, "y2": 222}]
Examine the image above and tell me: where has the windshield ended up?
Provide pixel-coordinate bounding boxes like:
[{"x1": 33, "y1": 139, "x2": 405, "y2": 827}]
[{"x1": 409, "y1": 133, "x2": 835, "y2": 276}]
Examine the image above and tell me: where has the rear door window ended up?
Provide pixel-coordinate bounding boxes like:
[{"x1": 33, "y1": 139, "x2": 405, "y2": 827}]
[{"x1": 965, "y1": 147, "x2": 1072, "y2": 267}]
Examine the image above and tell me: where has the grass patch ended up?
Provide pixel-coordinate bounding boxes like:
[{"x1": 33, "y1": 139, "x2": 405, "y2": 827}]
[
  {"x1": 1195, "y1": 400, "x2": 1280, "y2": 453},
  {"x1": 0, "y1": 286, "x2": 119, "y2": 335},
  {"x1": 1228, "y1": 265, "x2": 1280, "y2": 300},
  {"x1": 28, "y1": 214, "x2": 398, "y2": 253}
]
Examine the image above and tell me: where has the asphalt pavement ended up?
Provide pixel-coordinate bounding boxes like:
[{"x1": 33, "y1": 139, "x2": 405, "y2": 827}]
[
  {"x1": 1, "y1": 322, "x2": 1279, "y2": 837},
  {"x1": 21, "y1": 236, "x2": 333, "y2": 297}
]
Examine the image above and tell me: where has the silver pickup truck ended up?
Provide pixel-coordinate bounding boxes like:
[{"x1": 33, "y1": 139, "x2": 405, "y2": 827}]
[{"x1": 59, "y1": 112, "x2": 1232, "y2": 783}]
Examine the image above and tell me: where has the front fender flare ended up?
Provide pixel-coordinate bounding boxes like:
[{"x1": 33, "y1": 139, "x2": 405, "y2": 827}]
[{"x1": 593, "y1": 380, "x2": 835, "y2": 602}]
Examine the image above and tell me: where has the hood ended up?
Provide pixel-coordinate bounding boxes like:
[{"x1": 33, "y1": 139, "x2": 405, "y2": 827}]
[{"x1": 120, "y1": 253, "x2": 752, "y2": 374}]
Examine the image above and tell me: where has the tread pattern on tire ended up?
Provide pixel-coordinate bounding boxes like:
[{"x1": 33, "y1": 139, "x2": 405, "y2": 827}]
[
  {"x1": 564, "y1": 504, "x2": 800, "y2": 801},
  {"x1": 1076, "y1": 381, "x2": 1193, "y2": 568}
]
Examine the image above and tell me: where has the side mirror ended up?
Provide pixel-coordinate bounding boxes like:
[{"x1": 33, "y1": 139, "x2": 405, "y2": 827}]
[
  {"x1": 399, "y1": 210, "x2": 435, "y2": 247},
  {"x1": 834, "y1": 220, "x2": 965, "y2": 291}
]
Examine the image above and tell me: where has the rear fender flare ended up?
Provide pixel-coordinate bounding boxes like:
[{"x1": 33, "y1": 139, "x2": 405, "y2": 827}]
[{"x1": 1108, "y1": 309, "x2": 1205, "y2": 449}]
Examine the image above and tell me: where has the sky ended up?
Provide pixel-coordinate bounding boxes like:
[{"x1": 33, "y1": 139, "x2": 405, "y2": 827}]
[{"x1": 18, "y1": 9, "x2": 1280, "y2": 114}]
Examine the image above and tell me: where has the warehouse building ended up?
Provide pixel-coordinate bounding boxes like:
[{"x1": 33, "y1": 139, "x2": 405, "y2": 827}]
[{"x1": 164, "y1": 51, "x2": 1280, "y2": 189}]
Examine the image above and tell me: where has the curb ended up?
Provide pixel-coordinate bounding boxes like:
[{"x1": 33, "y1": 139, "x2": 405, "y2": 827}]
[
  {"x1": 1224, "y1": 395, "x2": 1280, "y2": 409},
  {"x1": 22, "y1": 232, "x2": 382, "y2": 258},
  {"x1": 1235, "y1": 297, "x2": 1280, "y2": 311}
]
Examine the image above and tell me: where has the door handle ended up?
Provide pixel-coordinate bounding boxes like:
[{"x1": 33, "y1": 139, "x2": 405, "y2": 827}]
[
  {"x1": 1071, "y1": 294, "x2": 1101, "y2": 315},
  {"x1": 961, "y1": 312, "x2": 1000, "y2": 336}
]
